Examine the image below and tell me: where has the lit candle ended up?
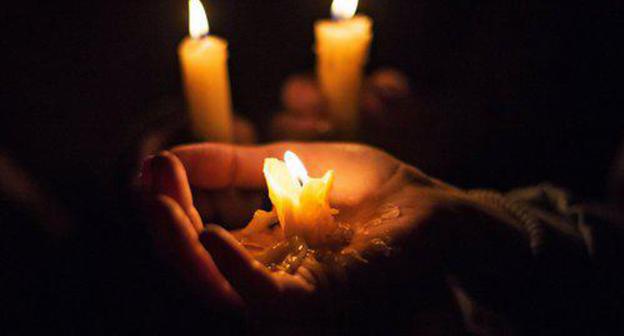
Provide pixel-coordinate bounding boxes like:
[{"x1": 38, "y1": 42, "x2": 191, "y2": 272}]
[
  {"x1": 178, "y1": 0, "x2": 233, "y2": 142},
  {"x1": 263, "y1": 151, "x2": 338, "y2": 247},
  {"x1": 315, "y1": 0, "x2": 373, "y2": 138}
]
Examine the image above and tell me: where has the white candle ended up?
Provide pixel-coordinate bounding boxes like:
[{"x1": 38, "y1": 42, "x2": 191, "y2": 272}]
[
  {"x1": 178, "y1": 0, "x2": 234, "y2": 142},
  {"x1": 315, "y1": 0, "x2": 373, "y2": 138},
  {"x1": 263, "y1": 151, "x2": 338, "y2": 247}
]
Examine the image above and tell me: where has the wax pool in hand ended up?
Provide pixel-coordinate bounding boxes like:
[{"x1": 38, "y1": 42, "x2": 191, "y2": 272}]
[{"x1": 262, "y1": 151, "x2": 339, "y2": 247}]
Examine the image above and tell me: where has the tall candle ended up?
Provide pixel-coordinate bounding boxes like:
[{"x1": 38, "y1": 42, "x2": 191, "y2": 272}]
[
  {"x1": 179, "y1": 0, "x2": 233, "y2": 142},
  {"x1": 315, "y1": 0, "x2": 373, "y2": 138}
]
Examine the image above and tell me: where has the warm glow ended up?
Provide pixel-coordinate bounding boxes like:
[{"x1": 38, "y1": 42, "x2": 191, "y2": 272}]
[
  {"x1": 189, "y1": 0, "x2": 209, "y2": 38},
  {"x1": 331, "y1": 0, "x2": 359, "y2": 20},
  {"x1": 284, "y1": 151, "x2": 310, "y2": 186},
  {"x1": 262, "y1": 150, "x2": 337, "y2": 246}
]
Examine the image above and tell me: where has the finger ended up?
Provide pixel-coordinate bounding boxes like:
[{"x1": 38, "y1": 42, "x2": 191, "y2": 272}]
[
  {"x1": 172, "y1": 143, "x2": 399, "y2": 207},
  {"x1": 150, "y1": 151, "x2": 203, "y2": 231},
  {"x1": 172, "y1": 144, "x2": 266, "y2": 190},
  {"x1": 193, "y1": 189, "x2": 264, "y2": 229},
  {"x1": 273, "y1": 271, "x2": 315, "y2": 298},
  {"x1": 172, "y1": 142, "x2": 344, "y2": 190},
  {"x1": 171, "y1": 144, "x2": 236, "y2": 189},
  {"x1": 200, "y1": 224, "x2": 279, "y2": 302},
  {"x1": 143, "y1": 194, "x2": 242, "y2": 308}
]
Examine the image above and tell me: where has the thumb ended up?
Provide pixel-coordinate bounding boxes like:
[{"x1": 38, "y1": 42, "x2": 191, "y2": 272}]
[
  {"x1": 149, "y1": 151, "x2": 203, "y2": 231},
  {"x1": 143, "y1": 194, "x2": 243, "y2": 308}
]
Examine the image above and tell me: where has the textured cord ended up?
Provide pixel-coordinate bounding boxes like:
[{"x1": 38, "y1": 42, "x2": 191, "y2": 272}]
[{"x1": 467, "y1": 189, "x2": 546, "y2": 255}]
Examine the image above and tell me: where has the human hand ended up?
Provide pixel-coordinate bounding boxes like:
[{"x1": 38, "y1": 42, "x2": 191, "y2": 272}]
[
  {"x1": 142, "y1": 143, "x2": 466, "y2": 311},
  {"x1": 141, "y1": 142, "x2": 537, "y2": 336}
]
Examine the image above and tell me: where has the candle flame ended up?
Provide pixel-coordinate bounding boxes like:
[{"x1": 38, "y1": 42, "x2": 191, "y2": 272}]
[
  {"x1": 284, "y1": 151, "x2": 310, "y2": 186},
  {"x1": 331, "y1": 0, "x2": 359, "y2": 20},
  {"x1": 189, "y1": 0, "x2": 209, "y2": 38}
]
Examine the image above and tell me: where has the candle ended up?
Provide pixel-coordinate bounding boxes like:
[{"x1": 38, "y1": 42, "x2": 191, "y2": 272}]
[
  {"x1": 315, "y1": 0, "x2": 373, "y2": 138},
  {"x1": 263, "y1": 151, "x2": 338, "y2": 247},
  {"x1": 178, "y1": 0, "x2": 233, "y2": 142}
]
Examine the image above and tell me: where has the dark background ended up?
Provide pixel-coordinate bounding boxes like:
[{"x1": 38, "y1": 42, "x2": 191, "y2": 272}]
[
  {"x1": 3, "y1": 0, "x2": 623, "y2": 207},
  {"x1": 2, "y1": 0, "x2": 622, "y2": 333}
]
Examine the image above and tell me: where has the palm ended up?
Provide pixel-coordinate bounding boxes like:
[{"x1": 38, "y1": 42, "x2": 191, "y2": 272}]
[
  {"x1": 230, "y1": 144, "x2": 449, "y2": 283},
  {"x1": 145, "y1": 143, "x2": 455, "y2": 313}
]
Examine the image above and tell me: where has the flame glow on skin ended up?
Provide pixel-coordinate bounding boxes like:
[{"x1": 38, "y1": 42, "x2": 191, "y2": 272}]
[
  {"x1": 189, "y1": 0, "x2": 209, "y2": 38},
  {"x1": 331, "y1": 0, "x2": 359, "y2": 20}
]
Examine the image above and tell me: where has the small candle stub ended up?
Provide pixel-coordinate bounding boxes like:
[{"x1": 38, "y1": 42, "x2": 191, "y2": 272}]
[
  {"x1": 235, "y1": 151, "x2": 399, "y2": 276},
  {"x1": 263, "y1": 151, "x2": 338, "y2": 247},
  {"x1": 233, "y1": 151, "x2": 356, "y2": 273}
]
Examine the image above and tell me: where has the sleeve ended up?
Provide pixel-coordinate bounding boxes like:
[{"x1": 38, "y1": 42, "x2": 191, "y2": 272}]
[{"x1": 450, "y1": 184, "x2": 624, "y2": 335}]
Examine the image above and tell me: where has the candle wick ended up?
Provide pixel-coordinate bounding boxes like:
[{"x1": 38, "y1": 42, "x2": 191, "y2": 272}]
[{"x1": 292, "y1": 176, "x2": 305, "y2": 187}]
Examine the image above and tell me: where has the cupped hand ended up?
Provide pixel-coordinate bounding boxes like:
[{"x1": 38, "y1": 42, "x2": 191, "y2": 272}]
[{"x1": 141, "y1": 143, "x2": 465, "y2": 318}]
